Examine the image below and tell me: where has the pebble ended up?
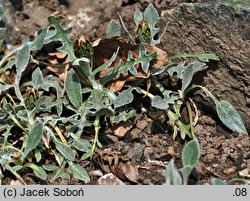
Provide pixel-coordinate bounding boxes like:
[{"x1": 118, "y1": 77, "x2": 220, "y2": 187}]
[
  {"x1": 127, "y1": 143, "x2": 144, "y2": 162},
  {"x1": 136, "y1": 120, "x2": 148, "y2": 130},
  {"x1": 212, "y1": 164, "x2": 219, "y2": 168}
]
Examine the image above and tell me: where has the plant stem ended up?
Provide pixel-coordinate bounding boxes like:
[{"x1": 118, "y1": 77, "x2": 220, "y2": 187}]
[
  {"x1": 9, "y1": 113, "x2": 28, "y2": 134},
  {"x1": 90, "y1": 114, "x2": 101, "y2": 159},
  {"x1": 186, "y1": 100, "x2": 195, "y2": 139}
]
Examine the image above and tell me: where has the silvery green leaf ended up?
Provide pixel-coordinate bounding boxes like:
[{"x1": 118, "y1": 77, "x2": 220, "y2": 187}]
[
  {"x1": 30, "y1": 27, "x2": 48, "y2": 50},
  {"x1": 54, "y1": 140, "x2": 75, "y2": 161},
  {"x1": 179, "y1": 122, "x2": 191, "y2": 139},
  {"x1": 48, "y1": 16, "x2": 76, "y2": 62},
  {"x1": 21, "y1": 122, "x2": 43, "y2": 161},
  {"x1": 144, "y1": 3, "x2": 160, "y2": 44},
  {"x1": 15, "y1": 44, "x2": 30, "y2": 78},
  {"x1": 43, "y1": 163, "x2": 70, "y2": 181},
  {"x1": 182, "y1": 138, "x2": 200, "y2": 167},
  {"x1": 181, "y1": 61, "x2": 206, "y2": 96},
  {"x1": 181, "y1": 64, "x2": 193, "y2": 96},
  {"x1": 32, "y1": 67, "x2": 44, "y2": 88},
  {"x1": 110, "y1": 110, "x2": 136, "y2": 124},
  {"x1": 169, "y1": 53, "x2": 219, "y2": 62},
  {"x1": 134, "y1": 8, "x2": 143, "y2": 27},
  {"x1": 66, "y1": 69, "x2": 82, "y2": 109},
  {"x1": 25, "y1": 163, "x2": 47, "y2": 180},
  {"x1": 216, "y1": 100, "x2": 247, "y2": 134},
  {"x1": 87, "y1": 89, "x2": 113, "y2": 116},
  {"x1": 167, "y1": 61, "x2": 185, "y2": 78},
  {"x1": 164, "y1": 159, "x2": 183, "y2": 185},
  {"x1": 152, "y1": 95, "x2": 176, "y2": 110},
  {"x1": 68, "y1": 162, "x2": 90, "y2": 182},
  {"x1": 144, "y1": 3, "x2": 159, "y2": 29},
  {"x1": 181, "y1": 166, "x2": 194, "y2": 185},
  {"x1": 100, "y1": 44, "x2": 156, "y2": 85},
  {"x1": 211, "y1": 178, "x2": 227, "y2": 185},
  {"x1": 114, "y1": 88, "x2": 134, "y2": 108},
  {"x1": 106, "y1": 19, "x2": 121, "y2": 38}
]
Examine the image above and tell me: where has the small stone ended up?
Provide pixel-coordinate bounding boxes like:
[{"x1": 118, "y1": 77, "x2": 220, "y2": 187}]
[
  {"x1": 89, "y1": 169, "x2": 103, "y2": 177},
  {"x1": 224, "y1": 167, "x2": 236, "y2": 175},
  {"x1": 127, "y1": 143, "x2": 144, "y2": 162},
  {"x1": 97, "y1": 173, "x2": 126, "y2": 185},
  {"x1": 212, "y1": 164, "x2": 219, "y2": 168},
  {"x1": 236, "y1": 144, "x2": 242, "y2": 148},
  {"x1": 136, "y1": 120, "x2": 148, "y2": 130}
]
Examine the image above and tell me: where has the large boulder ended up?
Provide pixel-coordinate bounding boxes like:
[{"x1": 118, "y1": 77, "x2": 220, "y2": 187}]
[{"x1": 161, "y1": 1, "x2": 250, "y2": 132}]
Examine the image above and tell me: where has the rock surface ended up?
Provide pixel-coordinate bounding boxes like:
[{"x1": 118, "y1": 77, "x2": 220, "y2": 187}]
[{"x1": 160, "y1": 1, "x2": 250, "y2": 132}]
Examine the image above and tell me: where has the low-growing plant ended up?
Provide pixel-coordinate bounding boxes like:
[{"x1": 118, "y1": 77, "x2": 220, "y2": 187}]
[
  {"x1": 164, "y1": 139, "x2": 250, "y2": 185},
  {"x1": 164, "y1": 138, "x2": 200, "y2": 185},
  {"x1": 0, "y1": 3, "x2": 247, "y2": 183}
]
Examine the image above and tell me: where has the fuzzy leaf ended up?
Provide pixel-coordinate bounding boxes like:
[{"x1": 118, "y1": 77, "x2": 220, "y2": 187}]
[
  {"x1": 25, "y1": 163, "x2": 47, "y2": 180},
  {"x1": 134, "y1": 8, "x2": 143, "y2": 27},
  {"x1": 114, "y1": 88, "x2": 134, "y2": 108},
  {"x1": 87, "y1": 89, "x2": 113, "y2": 116},
  {"x1": 54, "y1": 140, "x2": 75, "y2": 161},
  {"x1": 216, "y1": 100, "x2": 247, "y2": 134},
  {"x1": 144, "y1": 3, "x2": 160, "y2": 44},
  {"x1": 100, "y1": 44, "x2": 156, "y2": 85},
  {"x1": 15, "y1": 44, "x2": 30, "y2": 78},
  {"x1": 68, "y1": 162, "x2": 90, "y2": 182},
  {"x1": 181, "y1": 166, "x2": 194, "y2": 185},
  {"x1": 66, "y1": 69, "x2": 82, "y2": 109},
  {"x1": 152, "y1": 95, "x2": 176, "y2": 110},
  {"x1": 32, "y1": 67, "x2": 44, "y2": 88},
  {"x1": 182, "y1": 139, "x2": 200, "y2": 167},
  {"x1": 106, "y1": 19, "x2": 121, "y2": 38},
  {"x1": 164, "y1": 159, "x2": 183, "y2": 185},
  {"x1": 181, "y1": 61, "x2": 206, "y2": 95},
  {"x1": 169, "y1": 53, "x2": 220, "y2": 62},
  {"x1": 30, "y1": 27, "x2": 48, "y2": 50},
  {"x1": 211, "y1": 178, "x2": 227, "y2": 185},
  {"x1": 21, "y1": 122, "x2": 43, "y2": 161},
  {"x1": 48, "y1": 16, "x2": 76, "y2": 62},
  {"x1": 43, "y1": 164, "x2": 70, "y2": 181},
  {"x1": 110, "y1": 110, "x2": 136, "y2": 124}
]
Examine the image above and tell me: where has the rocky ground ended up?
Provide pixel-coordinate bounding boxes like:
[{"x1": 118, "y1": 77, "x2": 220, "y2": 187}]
[{"x1": 1, "y1": 0, "x2": 249, "y2": 185}]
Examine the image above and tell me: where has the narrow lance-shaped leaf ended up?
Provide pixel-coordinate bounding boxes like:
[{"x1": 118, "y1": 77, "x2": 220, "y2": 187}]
[
  {"x1": 24, "y1": 163, "x2": 47, "y2": 180},
  {"x1": 53, "y1": 140, "x2": 75, "y2": 161},
  {"x1": 68, "y1": 162, "x2": 90, "y2": 182},
  {"x1": 21, "y1": 122, "x2": 43, "y2": 161},
  {"x1": 30, "y1": 27, "x2": 48, "y2": 50},
  {"x1": 66, "y1": 68, "x2": 82, "y2": 109},
  {"x1": 15, "y1": 44, "x2": 30, "y2": 79}
]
